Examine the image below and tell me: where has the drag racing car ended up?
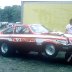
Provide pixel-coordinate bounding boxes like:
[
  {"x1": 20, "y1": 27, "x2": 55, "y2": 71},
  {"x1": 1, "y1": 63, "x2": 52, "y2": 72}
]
[{"x1": 0, "y1": 24, "x2": 71, "y2": 58}]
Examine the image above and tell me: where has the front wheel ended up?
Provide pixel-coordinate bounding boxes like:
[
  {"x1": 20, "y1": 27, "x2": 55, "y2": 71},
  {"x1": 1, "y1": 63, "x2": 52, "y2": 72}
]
[{"x1": 44, "y1": 44, "x2": 58, "y2": 58}]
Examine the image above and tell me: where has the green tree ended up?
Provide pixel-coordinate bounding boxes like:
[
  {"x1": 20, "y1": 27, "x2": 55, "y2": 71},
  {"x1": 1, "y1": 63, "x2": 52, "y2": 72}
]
[
  {"x1": 2, "y1": 6, "x2": 12, "y2": 22},
  {"x1": 11, "y1": 5, "x2": 21, "y2": 22},
  {"x1": 0, "y1": 8, "x2": 2, "y2": 21},
  {"x1": 0, "y1": 5, "x2": 21, "y2": 22}
]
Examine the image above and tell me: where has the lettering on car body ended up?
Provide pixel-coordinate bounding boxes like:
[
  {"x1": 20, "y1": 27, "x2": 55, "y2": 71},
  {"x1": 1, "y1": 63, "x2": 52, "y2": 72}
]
[{"x1": 12, "y1": 38, "x2": 35, "y2": 42}]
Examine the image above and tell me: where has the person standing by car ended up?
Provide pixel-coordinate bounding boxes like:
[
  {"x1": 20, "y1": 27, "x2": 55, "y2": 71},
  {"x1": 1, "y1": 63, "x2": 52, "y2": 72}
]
[
  {"x1": 65, "y1": 19, "x2": 72, "y2": 62},
  {"x1": 65, "y1": 19, "x2": 72, "y2": 34}
]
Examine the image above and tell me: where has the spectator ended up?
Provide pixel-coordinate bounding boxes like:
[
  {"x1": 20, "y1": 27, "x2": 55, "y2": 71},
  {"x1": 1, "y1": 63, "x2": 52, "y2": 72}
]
[{"x1": 66, "y1": 19, "x2": 72, "y2": 34}]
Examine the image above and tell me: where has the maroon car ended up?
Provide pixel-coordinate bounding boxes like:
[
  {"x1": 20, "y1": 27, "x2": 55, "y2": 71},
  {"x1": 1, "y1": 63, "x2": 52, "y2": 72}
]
[{"x1": 0, "y1": 24, "x2": 71, "y2": 59}]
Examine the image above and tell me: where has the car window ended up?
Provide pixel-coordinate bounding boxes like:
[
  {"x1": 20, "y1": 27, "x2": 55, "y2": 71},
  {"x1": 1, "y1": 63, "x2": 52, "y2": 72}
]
[
  {"x1": 30, "y1": 24, "x2": 49, "y2": 33},
  {"x1": 15, "y1": 26, "x2": 30, "y2": 34},
  {"x1": 24, "y1": 28, "x2": 30, "y2": 34},
  {"x1": 3, "y1": 28, "x2": 13, "y2": 34}
]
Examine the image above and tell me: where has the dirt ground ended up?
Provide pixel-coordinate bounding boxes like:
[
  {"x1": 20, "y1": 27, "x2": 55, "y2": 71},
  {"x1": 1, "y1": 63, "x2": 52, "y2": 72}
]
[{"x1": 0, "y1": 54, "x2": 72, "y2": 72}]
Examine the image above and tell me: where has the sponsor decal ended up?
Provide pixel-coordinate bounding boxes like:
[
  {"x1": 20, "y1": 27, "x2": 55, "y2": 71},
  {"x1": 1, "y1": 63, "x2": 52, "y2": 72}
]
[
  {"x1": 36, "y1": 38, "x2": 45, "y2": 45},
  {"x1": 12, "y1": 38, "x2": 35, "y2": 42}
]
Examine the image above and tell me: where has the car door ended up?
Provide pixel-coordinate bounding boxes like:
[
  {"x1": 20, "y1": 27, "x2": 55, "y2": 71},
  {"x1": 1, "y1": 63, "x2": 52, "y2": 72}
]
[
  {"x1": 14, "y1": 26, "x2": 33, "y2": 42},
  {"x1": 14, "y1": 26, "x2": 36, "y2": 51}
]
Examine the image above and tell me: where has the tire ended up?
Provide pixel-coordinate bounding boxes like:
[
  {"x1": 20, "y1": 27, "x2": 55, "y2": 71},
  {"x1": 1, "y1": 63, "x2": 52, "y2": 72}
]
[
  {"x1": 65, "y1": 52, "x2": 72, "y2": 62},
  {"x1": 44, "y1": 44, "x2": 58, "y2": 58},
  {"x1": 0, "y1": 42, "x2": 14, "y2": 57}
]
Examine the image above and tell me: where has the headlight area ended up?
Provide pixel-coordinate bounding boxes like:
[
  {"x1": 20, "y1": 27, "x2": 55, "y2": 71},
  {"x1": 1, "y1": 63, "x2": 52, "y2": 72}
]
[
  {"x1": 35, "y1": 38, "x2": 68, "y2": 45},
  {"x1": 53, "y1": 40, "x2": 69, "y2": 51},
  {"x1": 54, "y1": 39, "x2": 68, "y2": 45}
]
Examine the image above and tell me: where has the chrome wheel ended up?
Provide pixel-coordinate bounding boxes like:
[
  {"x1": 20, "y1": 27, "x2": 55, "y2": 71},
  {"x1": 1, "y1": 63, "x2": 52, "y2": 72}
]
[
  {"x1": 45, "y1": 44, "x2": 55, "y2": 56},
  {"x1": 1, "y1": 43, "x2": 8, "y2": 54}
]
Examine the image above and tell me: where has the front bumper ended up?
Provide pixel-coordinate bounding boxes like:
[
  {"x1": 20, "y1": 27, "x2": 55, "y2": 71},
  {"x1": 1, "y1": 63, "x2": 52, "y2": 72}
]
[
  {"x1": 56, "y1": 45, "x2": 72, "y2": 58},
  {"x1": 59, "y1": 44, "x2": 72, "y2": 51}
]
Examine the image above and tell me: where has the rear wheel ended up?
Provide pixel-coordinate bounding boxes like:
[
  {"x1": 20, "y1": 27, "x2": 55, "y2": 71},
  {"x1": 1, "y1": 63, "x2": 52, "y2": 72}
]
[
  {"x1": 0, "y1": 42, "x2": 15, "y2": 57},
  {"x1": 44, "y1": 44, "x2": 58, "y2": 58}
]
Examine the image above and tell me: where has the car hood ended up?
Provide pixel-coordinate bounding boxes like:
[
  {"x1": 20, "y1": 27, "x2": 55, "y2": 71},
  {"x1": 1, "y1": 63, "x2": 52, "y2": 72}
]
[
  {"x1": 64, "y1": 34, "x2": 72, "y2": 44},
  {"x1": 64, "y1": 34, "x2": 72, "y2": 37}
]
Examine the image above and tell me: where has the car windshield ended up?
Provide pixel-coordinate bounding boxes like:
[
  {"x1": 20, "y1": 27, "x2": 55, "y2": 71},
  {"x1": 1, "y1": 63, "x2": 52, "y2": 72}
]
[{"x1": 30, "y1": 24, "x2": 49, "y2": 33}]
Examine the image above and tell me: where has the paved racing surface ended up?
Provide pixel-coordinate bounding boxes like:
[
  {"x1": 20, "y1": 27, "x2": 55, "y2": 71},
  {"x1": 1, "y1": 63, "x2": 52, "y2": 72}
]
[{"x1": 0, "y1": 54, "x2": 72, "y2": 72}]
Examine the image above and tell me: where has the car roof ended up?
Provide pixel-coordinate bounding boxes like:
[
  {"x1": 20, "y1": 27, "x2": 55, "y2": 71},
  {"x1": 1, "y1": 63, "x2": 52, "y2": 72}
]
[{"x1": 12, "y1": 24, "x2": 42, "y2": 27}]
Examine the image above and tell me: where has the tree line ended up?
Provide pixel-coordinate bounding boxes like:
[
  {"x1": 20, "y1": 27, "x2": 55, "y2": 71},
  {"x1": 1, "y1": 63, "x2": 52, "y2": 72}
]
[{"x1": 0, "y1": 5, "x2": 21, "y2": 23}]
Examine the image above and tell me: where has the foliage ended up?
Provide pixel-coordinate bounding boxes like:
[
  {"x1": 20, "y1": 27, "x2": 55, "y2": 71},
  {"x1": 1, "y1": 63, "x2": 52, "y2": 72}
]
[{"x1": 0, "y1": 5, "x2": 21, "y2": 22}]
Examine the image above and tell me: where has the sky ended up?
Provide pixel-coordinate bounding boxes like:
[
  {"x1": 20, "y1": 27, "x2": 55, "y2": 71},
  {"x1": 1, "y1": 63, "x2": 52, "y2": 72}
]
[
  {"x1": 0, "y1": 0, "x2": 72, "y2": 8},
  {"x1": 0, "y1": 0, "x2": 21, "y2": 8},
  {"x1": 21, "y1": 0, "x2": 72, "y2": 1}
]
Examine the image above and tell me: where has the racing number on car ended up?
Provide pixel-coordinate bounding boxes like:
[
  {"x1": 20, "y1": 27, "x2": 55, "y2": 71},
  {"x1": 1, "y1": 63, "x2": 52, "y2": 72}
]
[
  {"x1": 12, "y1": 38, "x2": 35, "y2": 42},
  {"x1": 12, "y1": 38, "x2": 21, "y2": 42}
]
